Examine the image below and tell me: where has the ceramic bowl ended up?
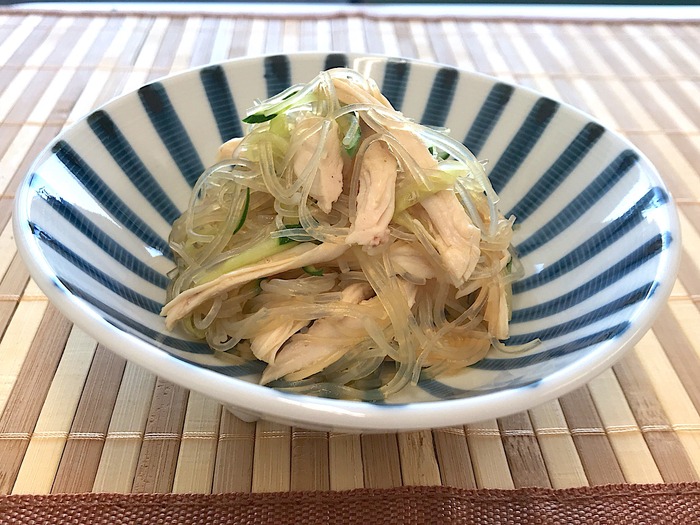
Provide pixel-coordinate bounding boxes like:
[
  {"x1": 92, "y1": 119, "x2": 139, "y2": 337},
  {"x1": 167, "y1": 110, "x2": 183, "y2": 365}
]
[{"x1": 13, "y1": 53, "x2": 681, "y2": 432}]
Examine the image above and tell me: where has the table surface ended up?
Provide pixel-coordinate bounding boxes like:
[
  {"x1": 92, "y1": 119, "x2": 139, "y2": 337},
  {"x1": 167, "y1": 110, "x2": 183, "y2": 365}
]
[{"x1": 0, "y1": 3, "x2": 699, "y2": 495}]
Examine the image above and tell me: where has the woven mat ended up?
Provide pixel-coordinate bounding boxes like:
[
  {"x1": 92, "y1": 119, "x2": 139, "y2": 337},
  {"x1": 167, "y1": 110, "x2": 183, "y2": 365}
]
[
  {"x1": 1, "y1": 484, "x2": 700, "y2": 524},
  {"x1": 0, "y1": 6, "x2": 699, "y2": 503}
]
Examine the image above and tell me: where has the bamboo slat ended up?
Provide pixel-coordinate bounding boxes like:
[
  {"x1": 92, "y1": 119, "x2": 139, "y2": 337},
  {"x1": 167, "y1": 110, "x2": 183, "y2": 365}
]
[
  {"x1": 290, "y1": 429, "x2": 330, "y2": 491},
  {"x1": 0, "y1": 14, "x2": 42, "y2": 67},
  {"x1": 360, "y1": 433, "x2": 402, "y2": 488},
  {"x1": 529, "y1": 401, "x2": 589, "y2": 489},
  {"x1": 559, "y1": 388, "x2": 626, "y2": 485},
  {"x1": 207, "y1": 18, "x2": 233, "y2": 64},
  {"x1": 587, "y1": 369, "x2": 663, "y2": 484},
  {"x1": 438, "y1": 20, "x2": 476, "y2": 70},
  {"x1": 328, "y1": 432, "x2": 364, "y2": 491},
  {"x1": 0, "y1": 304, "x2": 72, "y2": 494},
  {"x1": 51, "y1": 346, "x2": 126, "y2": 494},
  {"x1": 656, "y1": 302, "x2": 700, "y2": 414},
  {"x1": 131, "y1": 379, "x2": 189, "y2": 493},
  {"x1": 677, "y1": 209, "x2": 700, "y2": 294},
  {"x1": 251, "y1": 421, "x2": 291, "y2": 493},
  {"x1": 0, "y1": 256, "x2": 29, "y2": 300},
  {"x1": 0, "y1": 300, "x2": 48, "y2": 415},
  {"x1": 377, "y1": 20, "x2": 400, "y2": 56},
  {"x1": 11, "y1": 327, "x2": 97, "y2": 494},
  {"x1": 246, "y1": 18, "x2": 267, "y2": 57},
  {"x1": 229, "y1": 17, "x2": 253, "y2": 58},
  {"x1": 653, "y1": 24, "x2": 700, "y2": 74},
  {"x1": 172, "y1": 392, "x2": 221, "y2": 494},
  {"x1": 190, "y1": 17, "x2": 220, "y2": 67},
  {"x1": 397, "y1": 430, "x2": 442, "y2": 486},
  {"x1": 0, "y1": 223, "x2": 16, "y2": 283},
  {"x1": 213, "y1": 410, "x2": 255, "y2": 493},
  {"x1": 615, "y1": 341, "x2": 700, "y2": 482},
  {"x1": 0, "y1": 10, "x2": 699, "y2": 496},
  {"x1": 0, "y1": 22, "x2": 58, "y2": 116},
  {"x1": 92, "y1": 363, "x2": 157, "y2": 493},
  {"x1": 432, "y1": 427, "x2": 477, "y2": 489},
  {"x1": 465, "y1": 420, "x2": 515, "y2": 489},
  {"x1": 497, "y1": 412, "x2": 551, "y2": 488}
]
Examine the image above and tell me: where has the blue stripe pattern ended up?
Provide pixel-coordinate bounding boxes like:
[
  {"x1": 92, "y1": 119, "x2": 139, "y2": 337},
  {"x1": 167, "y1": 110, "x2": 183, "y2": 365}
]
[
  {"x1": 60, "y1": 277, "x2": 208, "y2": 354},
  {"x1": 138, "y1": 82, "x2": 205, "y2": 186},
  {"x1": 60, "y1": 278, "x2": 266, "y2": 376},
  {"x1": 30, "y1": 222, "x2": 163, "y2": 314},
  {"x1": 51, "y1": 140, "x2": 171, "y2": 256},
  {"x1": 33, "y1": 182, "x2": 170, "y2": 286},
  {"x1": 420, "y1": 67, "x2": 459, "y2": 128},
  {"x1": 513, "y1": 188, "x2": 668, "y2": 293},
  {"x1": 473, "y1": 323, "x2": 630, "y2": 370},
  {"x1": 418, "y1": 375, "x2": 542, "y2": 400},
  {"x1": 87, "y1": 110, "x2": 181, "y2": 224},
  {"x1": 200, "y1": 65, "x2": 243, "y2": 142},
  {"x1": 18, "y1": 53, "x2": 677, "y2": 406},
  {"x1": 263, "y1": 55, "x2": 292, "y2": 98},
  {"x1": 511, "y1": 234, "x2": 667, "y2": 323},
  {"x1": 381, "y1": 60, "x2": 409, "y2": 110},
  {"x1": 515, "y1": 149, "x2": 640, "y2": 257},
  {"x1": 489, "y1": 97, "x2": 559, "y2": 193},
  {"x1": 463, "y1": 83, "x2": 514, "y2": 156},
  {"x1": 508, "y1": 282, "x2": 656, "y2": 345},
  {"x1": 324, "y1": 53, "x2": 348, "y2": 69},
  {"x1": 507, "y1": 122, "x2": 605, "y2": 222}
]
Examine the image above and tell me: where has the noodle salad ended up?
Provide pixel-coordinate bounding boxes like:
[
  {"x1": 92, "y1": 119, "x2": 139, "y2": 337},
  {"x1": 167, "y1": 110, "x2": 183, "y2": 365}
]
[{"x1": 161, "y1": 68, "x2": 530, "y2": 400}]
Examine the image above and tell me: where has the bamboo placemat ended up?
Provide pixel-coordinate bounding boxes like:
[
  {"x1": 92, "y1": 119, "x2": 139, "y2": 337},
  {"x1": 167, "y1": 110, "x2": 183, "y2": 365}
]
[{"x1": 0, "y1": 7, "x2": 699, "y2": 496}]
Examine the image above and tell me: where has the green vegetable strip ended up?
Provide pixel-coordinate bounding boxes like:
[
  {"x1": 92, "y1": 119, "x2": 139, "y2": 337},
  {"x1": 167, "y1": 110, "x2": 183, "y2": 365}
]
[
  {"x1": 302, "y1": 265, "x2": 324, "y2": 276},
  {"x1": 243, "y1": 88, "x2": 316, "y2": 125},
  {"x1": 340, "y1": 113, "x2": 361, "y2": 157},
  {"x1": 393, "y1": 170, "x2": 461, "y2": 215},
  {"x1": 242, "y1": 113, "x2": 277, "y2": 124},
  {"x1": 428, "y1": 146, "x2": 450, "y2": 161},
  {"x1": 193, "y1": 237, "x2": 299, "y2": 285},
  {"x1": 276, "y1": 223, "x2": 304, "y2": 245},
  {"x1": 232, "y1": 187, "x2": 251, "y2": 234}
]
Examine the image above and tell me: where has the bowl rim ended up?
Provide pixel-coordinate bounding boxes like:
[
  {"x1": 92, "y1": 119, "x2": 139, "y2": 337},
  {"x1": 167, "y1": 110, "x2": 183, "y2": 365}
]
[{"x1": 12, "y1": 51, "x2": 683, "y2": 431}]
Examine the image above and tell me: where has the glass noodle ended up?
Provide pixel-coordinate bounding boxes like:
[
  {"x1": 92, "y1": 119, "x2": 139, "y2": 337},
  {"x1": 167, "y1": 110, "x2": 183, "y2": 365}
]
[{"x1": 161, "y1": 68, "x2": 531, "y2": 400}]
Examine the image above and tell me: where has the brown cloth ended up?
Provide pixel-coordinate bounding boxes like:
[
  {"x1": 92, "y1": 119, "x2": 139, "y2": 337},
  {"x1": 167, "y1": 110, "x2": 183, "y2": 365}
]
[{"x1": 1, "y1": 483, "x2": 699, "y2": 524}]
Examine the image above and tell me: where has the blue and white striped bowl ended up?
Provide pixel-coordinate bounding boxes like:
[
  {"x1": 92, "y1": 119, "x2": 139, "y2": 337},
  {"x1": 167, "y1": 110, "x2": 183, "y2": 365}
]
[{"x1": 14, "y1": 53, "x2": 681, "y2": 432}]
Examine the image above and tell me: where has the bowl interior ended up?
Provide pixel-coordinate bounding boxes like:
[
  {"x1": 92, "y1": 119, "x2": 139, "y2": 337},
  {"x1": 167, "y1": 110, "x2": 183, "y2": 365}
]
[{"x1": 14, "y1": 53, "x2": 680, "y2": 429}]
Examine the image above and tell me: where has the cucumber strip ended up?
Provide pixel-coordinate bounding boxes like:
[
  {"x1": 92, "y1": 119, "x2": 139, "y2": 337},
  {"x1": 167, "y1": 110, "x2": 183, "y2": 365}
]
[
  {"x1": 193, "y1": 237, "x2": 299, "y2": 285},
  {"x1": 242, "y1": 87, "x2": 316, "y2": 125},
  {"x1": 242, "y1": 113, "x2": 277, "y2": 124},
  {"x1": 428, "y1": 146, "x2": 450, "y2": 161},
  {"x1": 340, "y1": 113, "x2": 361, "y2": 157},
  {"x1": 302, "y1": 265, "x2": 324, "y2": 276},
  {"x1": 232, "y1": 187, "x2": 250, "y2": 234}
]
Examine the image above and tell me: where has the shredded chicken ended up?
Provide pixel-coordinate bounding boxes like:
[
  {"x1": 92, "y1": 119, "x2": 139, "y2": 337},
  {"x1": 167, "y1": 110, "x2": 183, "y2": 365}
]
[
  {"x1": 217, "y1": 136, "x2": 244, "y2": 162},
  {"x1": 332, "y1": 77, "x2": 393, "y2": 109},
  {"x1": 421, "y1": 189, "x2": 481, "y2": 286},
  {"x1": 260, "y1": 278, "x2": 420, "y2": 384},
  {"x1": 346, "y1": 140, "x2": 397, "y2": 247},
  {"x1": 390, "y1": 128, "x2": 437, "y2": 170},
  {"x1": 385, "y1": 128, "x2": 481, "y2": 287},
  {"x1": 162, "y1": 243, "x2": 349, "y2": 328},
  {"x1": 250, "y1": 318, "x2": 309, "y2": 364},
  {"x1": 422, "y1": 330, "x2": 491, "y2": 367},
  {"x1": 260, "y1": 282, "x2": 375, "y2": 384},
  {"x1": 388, "y1": 240, "x2": 437, "y2": 282},
  {"x1": 292, "y1": 117, "x2": 344, "y2": 214},
  {"x1": 484, "y1": 283, "x2": 509, "y2": 340}
]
